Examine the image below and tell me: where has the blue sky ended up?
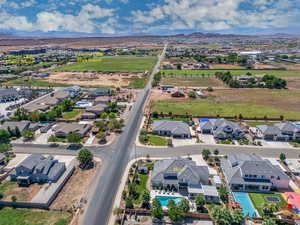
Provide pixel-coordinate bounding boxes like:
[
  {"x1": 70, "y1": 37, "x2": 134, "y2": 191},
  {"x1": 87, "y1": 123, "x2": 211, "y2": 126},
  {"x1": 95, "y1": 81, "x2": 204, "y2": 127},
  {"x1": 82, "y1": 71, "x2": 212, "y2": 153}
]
[{"x1": 0, "y1": 0, "x2": 300, "y2": 36}]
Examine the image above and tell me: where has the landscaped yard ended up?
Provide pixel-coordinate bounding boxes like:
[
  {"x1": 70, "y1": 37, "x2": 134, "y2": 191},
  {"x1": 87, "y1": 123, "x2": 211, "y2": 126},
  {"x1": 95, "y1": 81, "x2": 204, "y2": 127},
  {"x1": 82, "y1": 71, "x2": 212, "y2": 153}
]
[
  {"x1": 62, "y1": 109, "x2": 84, "y2": 120},
  {"x1": 0, "y1": 207, "x2": 72, "y2": 225},
  {"x1": 161, "y1": 69, "x2": 300, "y2": 77},
  {"x1": 134, "y1": 174, "x2": 149, "y2": 204},
  {"x1": 246, "y1": 121, "x2": 276, "y2": 127},
  {"x1": 152, "y1": 89, "x2": 300, "y2": 120},
  {"x1": 148, "y1": 135, "x2": 168, "y2": 146},
  {"x1": 0, "y1": 182, "x2": 15, "y2": 195},
  {"x1": 2, "y1": 77, "x2": 71, "y2": 87},
  {"x1": 249, "y1": 193, "x2": 287, "y2": 216},
  {"x1": 126, "y1": 77, "x2": 147, "y2": 88},
  {"x1": 55, "y1": 56, "x2": 157, "y2": 72}
]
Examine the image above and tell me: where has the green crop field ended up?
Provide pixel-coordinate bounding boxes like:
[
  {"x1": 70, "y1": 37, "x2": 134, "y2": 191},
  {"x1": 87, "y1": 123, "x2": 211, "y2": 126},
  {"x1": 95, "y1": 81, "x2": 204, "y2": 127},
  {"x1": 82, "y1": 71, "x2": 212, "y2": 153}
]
[
  {"x1": 55, "y1": 56, "x2": 157, "y2": 72},
  {"x1": 152, "y1": 89, "x2": 300, "y2": 120},
  {"x1": 2, "y1": 78, "x2": 71, "y2": 87},
  {"x1": 161, "y1": 69, "x2": 300, "y2": 77},
  {"x1": 0, "y1": 207, "x2": 72, "y2": 225}
]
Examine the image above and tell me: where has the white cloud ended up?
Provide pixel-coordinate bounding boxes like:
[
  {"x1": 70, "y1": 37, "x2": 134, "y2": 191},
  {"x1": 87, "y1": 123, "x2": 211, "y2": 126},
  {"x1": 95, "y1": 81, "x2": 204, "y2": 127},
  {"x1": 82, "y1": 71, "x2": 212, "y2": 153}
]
[
  {"x1": 0, "y1": 3, "x2": 118, "y2": 34},
  {"x1": 130, "y1": 0, "x2": 300, "y2": 32}
]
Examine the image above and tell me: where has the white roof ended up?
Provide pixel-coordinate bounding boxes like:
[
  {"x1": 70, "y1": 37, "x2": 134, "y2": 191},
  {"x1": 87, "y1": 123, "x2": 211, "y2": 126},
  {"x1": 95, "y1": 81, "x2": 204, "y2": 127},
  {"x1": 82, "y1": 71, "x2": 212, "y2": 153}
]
[
  {"x1": 285, "y1": 159, "x2": 300, "y2": 173},
  {"x1": 266, "y1": 158, "x2": 287, "y2": 172},
  {"x1": 213, "y1": 175, "x2": 222, "y2": 184},
  {"x1": 202, "y1": 185, "x2": 219, "y2": 197}
]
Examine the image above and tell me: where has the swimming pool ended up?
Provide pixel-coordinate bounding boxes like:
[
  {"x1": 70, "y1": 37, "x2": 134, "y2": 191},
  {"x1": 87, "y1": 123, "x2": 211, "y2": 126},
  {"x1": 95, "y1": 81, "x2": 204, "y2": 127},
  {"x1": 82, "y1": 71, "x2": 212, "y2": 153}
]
[
  {"x1": 292, "y1": 122, "x2": 300, "y2": 128},
  {"x1": 75, "y1": 101, "x2": 92, "y2": 107},
  {"x1": 233, "y1": 192, "x2": 257, "y2": 217},
  {"x1": 156, "y1": 196, "x2": 183, "y2": 207}
]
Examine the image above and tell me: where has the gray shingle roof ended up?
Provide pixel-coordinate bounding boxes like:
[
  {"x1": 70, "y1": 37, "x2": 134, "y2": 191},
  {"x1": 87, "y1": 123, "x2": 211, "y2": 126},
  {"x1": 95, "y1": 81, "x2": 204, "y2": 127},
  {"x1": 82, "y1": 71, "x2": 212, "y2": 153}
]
[{"x1": 153, "y1": 120, "x2": 191, "y2": 136}]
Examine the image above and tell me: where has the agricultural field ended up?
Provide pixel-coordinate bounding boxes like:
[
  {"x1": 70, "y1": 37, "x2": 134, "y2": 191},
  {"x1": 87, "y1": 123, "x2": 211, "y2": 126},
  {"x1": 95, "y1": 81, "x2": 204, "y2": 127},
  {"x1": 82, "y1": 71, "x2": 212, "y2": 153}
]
[
  {"x1": 151, "y1": 89, "x2": 300, "y2": 119},
  {"x1": 284, "y1": 76, "x2": 300, "y2": 89},
  {"x1": 209, "y1": 64, "x2": 245, "y2": 69},
  {"x1": 0, "y1": 207, "x2": 72, "y2": 225},
  {"x1": 161, "y1": 76, "x2": 224, "y2": 87},
  {"x1": 55, "y1": 56, "x2": 157, "y2": 72},
  {"x1": 161, "y1": 69, "x2": 300, "y2": 77}
]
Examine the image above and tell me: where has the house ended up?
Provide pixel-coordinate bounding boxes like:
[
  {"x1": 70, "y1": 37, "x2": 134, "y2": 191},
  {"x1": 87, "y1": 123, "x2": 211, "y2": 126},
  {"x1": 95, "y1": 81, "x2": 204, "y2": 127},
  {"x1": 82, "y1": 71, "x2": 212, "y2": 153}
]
[
  {"x1": 10, "y1": 154, "x2": 66, "y2": 186},
  {"x1": 53, "y1": 122, "x2": 91, "y2": 138},
  {"x1": 199, "y1": 118, "x2": 245, "y2": 140},
  {"x1": 1, "y1": 121, "x2": 31, "y2": 132},
  {"x1": 151, "y1": 158, "x2": 220, "y2": 203},
  {"x1": 221, "y1": 153, "x2": 290, "y2": 192},
  {"x1": 256, "y1": 122, "x2": 300, "y2": 141},
  {"x1": 89, "y1": 87, "x2": 112, "y2": 97},
  {"x1": 63, "y1": 86, "x2": 81, "y2": 97},
  {"x1": 152, "y1": 120, "x2": 191, "y2": 138},
  {"x1": 0, "y1": 88, "x2": 20, "y2": 102},
  {"x1": 171, "y1": 89, "x2": 185, "y2": 98},
  {"x1": 85, "y1": 103, "x2": 107, "y2": 116},
  {"x1": 94, "y1": 96, "x2": 112, "y2": 104}
]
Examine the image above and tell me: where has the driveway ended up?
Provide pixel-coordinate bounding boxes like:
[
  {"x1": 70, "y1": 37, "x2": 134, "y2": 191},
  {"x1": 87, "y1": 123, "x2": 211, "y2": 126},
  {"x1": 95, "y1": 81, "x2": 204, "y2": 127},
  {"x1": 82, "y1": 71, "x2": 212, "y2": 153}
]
[
  {"x1": 261, "y1": 140, "x2": 292, "y2": 148},
  {"x1": 33, "y1": 129, "x2": 53, "y2": 144},
  {"x1": 199, "y1": 134, "x2": 216, "y2": 144},
  {"x1": 172, "y1": 138, "x2": 197, "y2": 147}
]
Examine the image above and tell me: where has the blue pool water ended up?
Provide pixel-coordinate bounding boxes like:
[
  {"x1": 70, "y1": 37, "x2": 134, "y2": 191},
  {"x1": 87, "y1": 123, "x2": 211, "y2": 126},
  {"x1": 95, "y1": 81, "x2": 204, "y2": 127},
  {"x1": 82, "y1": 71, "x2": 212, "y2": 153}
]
[
  {"x1": 292, "y1": 122, "x2": 300, "y2": 128},
  {"x1": 76, "y1": 101, "x2": 92, "y2": 107},
  {"x1": 233, "y1": 192, "x2": 257, "y2": 217},
  {"x1": 156, "y1": 196, "x2": 183, "y2": 207}
]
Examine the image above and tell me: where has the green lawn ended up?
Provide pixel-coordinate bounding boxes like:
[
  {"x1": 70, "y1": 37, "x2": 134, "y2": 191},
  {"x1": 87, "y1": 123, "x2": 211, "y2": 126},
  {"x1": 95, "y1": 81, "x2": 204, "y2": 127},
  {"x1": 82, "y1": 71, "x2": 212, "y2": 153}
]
[
  {"x1": 2, "y1": 78, "x2": 71, "y2": 87},
  {"x1": 48, "y1": 135, "x2": 66, "y2": 143},
  {"x1": 246, "y1": 121, "x2": 276, "y2": 127},
  {"x1": 126, "y1": 77, "x2": 147, "y2": 89},
  {"x1": 148, "y1": 135, "x2": 168, "y2": 146},
  {"x1": 55, "y1": 56, "x2": 157, "y2": 72},
  {"x1": 0, "y1": 207, "x2": 72, "y2": 225},
  {"x1": 62, "y1": 109, "x2": 83, "y2": 120},
  {"x1": 135, "y1": 174, "x2": 149, "y2": 204},
  {"x1": 153, "y1": 117, "x2": 191, "y2": 123},
  {"x1": 161, "y1": 69, "x2": 300, "y2": 77},
  {"x1": 0, "y1": 182, "x2": 15, "y2": 194},
  {"x1": 290, "y1": 142, "x2": 300, "y2": 148},
  {"x1": 249, "y1": 193, "x2": 287, "y2": 216},
  {"x1": 152, "y1": 99, "x2": 300, "y2": 120}
]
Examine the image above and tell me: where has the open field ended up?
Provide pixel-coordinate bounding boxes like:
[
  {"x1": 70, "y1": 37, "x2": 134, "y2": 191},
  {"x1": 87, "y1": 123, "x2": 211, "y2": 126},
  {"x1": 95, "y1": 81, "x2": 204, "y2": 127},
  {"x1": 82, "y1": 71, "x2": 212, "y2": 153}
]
[
  {"x1": 151, "y1": 89, "x2": 300, "y2": 119},
  {"x1": 209, "y1": 64, "x2": 245, "y2": 69},
  {"x1": 284, "y1": 76, "x2": 300, "y2": 89},
  {"x1": 2, "y1": 77, "x2": 71, "y2": 87},
  {"x1": 44, "y1": 72, "x2": 145, "y2": 88},
  {"x1": 0, "y1": 207, "x2": 72, "y2": 225},
  {"x1": 161, "y1": 76, "x2": 225, "y2": 87},
  {"x1": 54, "y1": 56, "x2": 157, "y2": 72},
  {"x1": 161, "y1": 69, "x2": 300, "y2": 77}
]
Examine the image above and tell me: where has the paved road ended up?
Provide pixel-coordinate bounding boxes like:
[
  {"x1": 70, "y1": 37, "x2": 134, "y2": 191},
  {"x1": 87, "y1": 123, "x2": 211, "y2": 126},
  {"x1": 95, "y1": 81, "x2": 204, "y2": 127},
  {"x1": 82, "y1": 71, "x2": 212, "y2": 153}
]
[{"x1": 80, "y1": 44, "x2": 168, "y2": 225}]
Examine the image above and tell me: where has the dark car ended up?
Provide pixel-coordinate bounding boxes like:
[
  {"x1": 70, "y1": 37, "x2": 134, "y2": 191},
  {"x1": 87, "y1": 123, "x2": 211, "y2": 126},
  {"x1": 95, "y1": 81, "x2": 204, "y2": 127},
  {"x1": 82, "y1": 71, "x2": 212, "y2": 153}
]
[
  {"x1": 49, "y1": 143, "x2": 59, "y2": 147},
  {"x1": 67, "y1": 143, "x2": 83, "y2": 150}
]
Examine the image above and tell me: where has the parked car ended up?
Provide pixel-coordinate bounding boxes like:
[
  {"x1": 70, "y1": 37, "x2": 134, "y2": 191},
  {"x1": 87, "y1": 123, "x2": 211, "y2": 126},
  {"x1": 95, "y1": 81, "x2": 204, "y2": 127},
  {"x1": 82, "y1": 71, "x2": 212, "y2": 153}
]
[
  {"x1": 67, "y1": 143, "x2": 83, "y2": 150},
  {"x1": 49, "y1": 143, "x2": 59, "y2": 147}
]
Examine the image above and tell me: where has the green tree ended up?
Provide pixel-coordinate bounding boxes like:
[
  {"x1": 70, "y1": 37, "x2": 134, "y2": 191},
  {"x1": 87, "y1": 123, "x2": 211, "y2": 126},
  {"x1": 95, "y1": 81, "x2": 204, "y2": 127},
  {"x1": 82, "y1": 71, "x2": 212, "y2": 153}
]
[
  {"x1": 202, "y1": 149, "x2": 211, "y2": 161},
  {"x1": 125, "y1": 197, "x2": 134, "y2": 209},
  {"x1": 67, "y1": 132, "x2": 82, "y2": 143},
  {"x1": 218, "y1": 186, "x2": 229, "y2": 204},
  {"x1": 213, "y1": 149, "x2": 219, "y2": 156},
  {"x1": 15, "y1": 127, "x2": 21, "y2": 138},
  {"x1": 77, "y1": 148, "x2": 93, "y2": 167},
  {"x1": 141, "y1": 190, "x2": 150, "y2": 209},
  {"x1": 168, "y1": 200, "x2": 185, "y2": 222},
  {"x1": 0, "y1": 129, "x2": 10, "y2": 143},
  {"x1": 195, "y1": 194, "x2": 206, "y2": 211},
  {"x1": 188, "y1": 91, "x2": 196, "y2": 98},
  {"x1": 22, "y1": 130, "x2": 35, "y2": 140},
  {"x1": 108, "y1": 112, "x2": 117, "y2": 119},
  {"x1": 100, "y1": 112, "x2": 108, "y2": 119},
  {"x1": 0, "y1": 143, "x2": 12, "y2": 153},
  {"x1": 96, "y1": 131, "x2": 106, "y2": 143},
  {"x1": 128, "y1": 183, "x2": 138, "y2": 199},
  {"x1": 29, "y1": 111, "x2": 41, "y2": 122},
  {"x1": 178, "y1": 198, "x2": 190, "y2": 214},
  {"x1": 279, "y1": 153, "x2": 286, "y2": 162},
  {"x1": 151, "y1": 198, "x2": 163, "y2": 220},
  {"x1": 11, "y1": 196, "x2": 17, "y2": 202},
  {"x1": 262, "y1": 218, "x2": 277, "y2": 225}
]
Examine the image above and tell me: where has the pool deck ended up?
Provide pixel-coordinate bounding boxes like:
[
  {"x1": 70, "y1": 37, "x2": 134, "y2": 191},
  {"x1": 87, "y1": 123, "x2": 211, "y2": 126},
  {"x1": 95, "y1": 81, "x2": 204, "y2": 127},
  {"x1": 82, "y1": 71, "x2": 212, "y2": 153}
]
[{"x1": 150, "y1": 190, "x2": 190, "y2": 210}]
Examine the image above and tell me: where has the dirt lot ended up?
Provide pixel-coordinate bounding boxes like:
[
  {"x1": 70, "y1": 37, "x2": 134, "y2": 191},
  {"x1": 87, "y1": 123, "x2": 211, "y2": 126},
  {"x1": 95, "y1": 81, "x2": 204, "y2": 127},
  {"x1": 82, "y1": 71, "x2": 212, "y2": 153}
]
[
  {"x1": 161, "y1": 76, "x2": 225, "y2": 87},
  {"x1": 253, "y1": 63, "x2": 280, "y2": 69},
  {"x1": 44, "y1": 72, "x2": 145, "y2": 87},
  {"x1": 50, "y1": 161, "x2": 100, "y2": 211},
  {"x1": 2, "y1": 182, "x2": 42, "y2": 202},
  {"x1": 209, "y1": 64, "x2": 245, "y2": 69},
  {"x1": 284, "y1": 64, "x2": 300, "y2": 71},
  {"x1": 284, "y1": 76, "x2": 300, "y2": 89}
]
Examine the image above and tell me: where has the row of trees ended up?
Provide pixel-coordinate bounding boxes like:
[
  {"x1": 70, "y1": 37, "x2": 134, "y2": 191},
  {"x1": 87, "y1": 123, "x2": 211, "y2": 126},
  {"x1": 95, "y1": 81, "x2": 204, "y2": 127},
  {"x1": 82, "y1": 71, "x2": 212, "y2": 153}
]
[
  {"x1": 193, "y1": 53, "x2": 249, "y2": 65},
  {"x1": 13, "y1": 99, "x2": 74, "y2": 122},
  {"x1": 152, "y1": 72, "x2": 162, "y2": 87},
  {"x1": 215, "y1": 71, "x2": 287, "y2": 89}
]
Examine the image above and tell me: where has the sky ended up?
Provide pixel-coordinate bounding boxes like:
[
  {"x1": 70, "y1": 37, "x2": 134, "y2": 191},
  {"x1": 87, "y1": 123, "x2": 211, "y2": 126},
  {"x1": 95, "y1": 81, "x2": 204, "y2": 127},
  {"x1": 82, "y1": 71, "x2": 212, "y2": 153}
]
[{"x1": 0, "y1": 0, "x2": 300, "y2": 36}]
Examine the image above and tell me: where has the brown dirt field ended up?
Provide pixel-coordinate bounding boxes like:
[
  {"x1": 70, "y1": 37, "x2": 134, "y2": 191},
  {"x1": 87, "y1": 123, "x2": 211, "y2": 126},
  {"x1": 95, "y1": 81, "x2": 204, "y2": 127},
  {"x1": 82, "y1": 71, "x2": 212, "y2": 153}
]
[
  {"x1": 161, "y1": 76, "x2": 225, "y2": 87},
  {"x1": 284, "y1": 64, "x2": 300, "y2": 71},
  {"x1": 45, "y1": 72, "x2": 144, "y2": 87},
  {"x1": 3, "y1": 183, "x2": 43, "y2": 202},
  {"x1": 209, "y1": 64, "x2": 245, "y2": 69},
  {"x1": 253, "y1": 63, "x2": 280, "y2": 69},
  {"x1": 209, "y1": 89, "x2": 300, "y2": 112},
  {"x1": 284, "y1": 76, "x2": 300, "y2": 90},
  {"x1": 149, "y1": 89, "x2": 179, "y2": 102},
  {"x1": 50, "y1": 162, "x2": 99, "y2": 211}
]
